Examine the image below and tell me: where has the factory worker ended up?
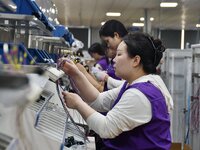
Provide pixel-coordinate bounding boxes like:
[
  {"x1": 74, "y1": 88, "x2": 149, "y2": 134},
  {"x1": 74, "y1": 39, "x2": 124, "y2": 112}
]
[
  {"x1": 88, "y1": 42, "x2": 108, "y2": 71},
  {"x1": 98, "y1": 19, "x2": 128, "y2": 81},
  {"x1": 76, "y1": 20, "x2": 127, "y2": 93},
  {"x1": 60, "y1": 32, "x2": 173, "y2": 150}
]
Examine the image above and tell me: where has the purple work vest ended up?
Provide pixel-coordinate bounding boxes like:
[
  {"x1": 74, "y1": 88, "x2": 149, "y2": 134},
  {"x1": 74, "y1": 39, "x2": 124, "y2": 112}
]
[
  {"x1": 97, "y1": 58, "x2": 121, "y2": 91},
  {"x1": 103, "y1": 81, "x2": 171, "y2": 150},
  {"x1": 106, "y1": 59, "x2": 120, "y2": 80},
  {"x1": 96, "y1": 57, "x2": 109, "y2": 71}
]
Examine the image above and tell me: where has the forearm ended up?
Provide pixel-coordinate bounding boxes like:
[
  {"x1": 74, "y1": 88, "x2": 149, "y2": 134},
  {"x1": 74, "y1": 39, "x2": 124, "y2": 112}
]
[
  {"x1": 76, "y1": 100, "x2": 96, "y2": 120},
  {"x1": 107, "y1": 77, "x2": 124, "y2": 89},
  {"x1": 70, "y1": 71, "x2": 99, "y2": 103},
  {"x1": 83, "y1": 71, "x2": 104, "y2": 92}
]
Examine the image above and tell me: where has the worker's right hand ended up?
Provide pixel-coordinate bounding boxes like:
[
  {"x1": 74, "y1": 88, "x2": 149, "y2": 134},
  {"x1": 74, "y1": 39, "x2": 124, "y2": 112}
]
[{"x1": 58, "y1": 58, "x2": 79, "y2": 76}]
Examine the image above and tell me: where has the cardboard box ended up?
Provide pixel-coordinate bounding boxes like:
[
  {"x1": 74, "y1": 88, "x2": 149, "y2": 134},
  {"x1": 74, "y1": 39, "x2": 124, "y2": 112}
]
[{"x1": 170, "y1": 143, "x2": 192, "y2": 150}]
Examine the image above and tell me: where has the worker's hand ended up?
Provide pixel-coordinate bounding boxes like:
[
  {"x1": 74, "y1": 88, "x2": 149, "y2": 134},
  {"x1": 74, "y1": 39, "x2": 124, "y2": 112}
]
[
  {"x1": 91, "y1": 67, "x2": 108, "y2": 82},
  {"x1": 58, "y1": 58, "x2": 79, "y2": 76},
  {"x1": 76, "y1": 63, "x2": 87, "y2": 75},
  {"x1": 62, "y1": 91, "x2": 82, "y2": 109}
]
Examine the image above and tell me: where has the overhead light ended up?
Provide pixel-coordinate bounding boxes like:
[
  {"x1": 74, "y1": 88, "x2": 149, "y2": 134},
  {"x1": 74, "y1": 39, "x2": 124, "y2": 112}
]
[
  {"x1": 160, "y1": 2, "x2": 178, "y2": 7},
  {"x1": 101, "y1": 22, "x2": 105, "y2": 26},
  {"x1": 140, "y1": 17, "x2": 154, "y2": 21},
  {"x1": 8, "y1": 4, "x2": 17, "y2": 10},
  {"x1": 132, "y1": 23, "x2": 144, "y2": 27},
  {"x1": 140, "y1": 17, "x2": 145, "y2": 21},
  {"x1": 196, "y1": 24, "x2": 200, "y2": 28},
  {"x1": 106, "y1": 12, "x2": 121, "y2": 17},
  {"x1": 181, "y1": 29, "x2": 185, "y2": 49},
  {"x1": 150, "y1": 17, "x2": 154, "y2": 21}
]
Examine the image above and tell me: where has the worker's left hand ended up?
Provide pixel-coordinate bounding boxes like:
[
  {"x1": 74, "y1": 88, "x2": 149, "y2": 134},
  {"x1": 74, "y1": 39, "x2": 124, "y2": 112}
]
[
  {"x1": 91, "y1": 67, "x2": 108, "y2": 81},
  {"x1": 62, "y1": 91, "x2": 82, "y2": 109},
  {"x1": 76, "y1": 63, "x2": 87, "y2": 75}
]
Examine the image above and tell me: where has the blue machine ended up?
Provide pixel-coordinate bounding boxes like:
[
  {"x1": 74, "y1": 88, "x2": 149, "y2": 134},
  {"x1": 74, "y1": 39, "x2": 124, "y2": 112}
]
[
  {"x1": 10, "y1": 0, "x2": 76, "y2": 47},
  {"x1": 11, "y1": 0, "x2": 55, "y2": 31},
  {"x1": 0, "y1": 42, "x2": 36, "y2": 65},
  {"x1": 0, "y1": 0, "x2": 77, "y2": 65},
  {"x1": 28, "y1": 48, "x2": 55, "y2": 64},
  {"x1": 0, "y1": 42, "x2": 57, "y2": 65},
  {"x1": 52, "y1": 25, "x2": 75, "y2": 46}
]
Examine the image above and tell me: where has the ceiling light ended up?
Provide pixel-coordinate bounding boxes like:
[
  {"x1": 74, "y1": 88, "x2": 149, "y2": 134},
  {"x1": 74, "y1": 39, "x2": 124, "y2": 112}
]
[
  {"x1": 140, "y1": 17, "x2": 145, "y2": 21},
  {"x1": 8, "y1": 4, "x2": 17, "y2": 9},
  {"x1": 106, "y1": 12, "x2": 121, "y2": 17},
  {"x1": 150, "y1": 17, "x2": 154, "y2": 21},
  {"x1": 160, "y1": 2, "x2": 178, "y2": 7},
  {"x1": 140, "y1": 17, "x2": 154, "y2": 21},
  {"x1": 101, "y1": 22, "x2": 105, "y2": 26},
  {"x1": 132, "y1": 23, "x2": 144, "y2": 27},
  {"x1": 196, "y1": 24, "x2": 200, "y2": 28}
]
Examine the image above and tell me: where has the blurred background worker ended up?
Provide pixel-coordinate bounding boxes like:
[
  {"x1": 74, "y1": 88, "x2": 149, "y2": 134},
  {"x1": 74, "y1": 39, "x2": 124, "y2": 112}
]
[{"x1": 88, "y1": 42, "x2": 108, "y2": 71}]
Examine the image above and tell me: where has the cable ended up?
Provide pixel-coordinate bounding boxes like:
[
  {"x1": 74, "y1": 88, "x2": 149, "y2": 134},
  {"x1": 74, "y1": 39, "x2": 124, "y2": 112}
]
[
  {"x1": 190, "y1": 84, "x2": 200, "y2": 132},
  {"x1": 56, "y1": 80, "x2": 88, "y2": 142}
]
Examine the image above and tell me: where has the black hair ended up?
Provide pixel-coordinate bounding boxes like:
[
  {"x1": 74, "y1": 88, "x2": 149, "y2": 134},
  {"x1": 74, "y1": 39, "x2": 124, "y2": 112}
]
[
  {"x1": 99, "y1": 20, "x2": 128, "y2": 38},
  {"x1": 123, "y1": 32, "x2": 165, "y2": 74},
  {"x1": 88, "y1": 43, "x2": 105, "y2": 56}
]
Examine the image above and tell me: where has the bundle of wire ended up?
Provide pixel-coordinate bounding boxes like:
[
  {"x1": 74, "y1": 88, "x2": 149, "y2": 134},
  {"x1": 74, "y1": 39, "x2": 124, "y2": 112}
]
[
  {"x1": 56, "y1": 79, "x2": 88, "y2": 142},
  {"x1": 190, "y1": 85, "x2": 200, "y2": 132}
]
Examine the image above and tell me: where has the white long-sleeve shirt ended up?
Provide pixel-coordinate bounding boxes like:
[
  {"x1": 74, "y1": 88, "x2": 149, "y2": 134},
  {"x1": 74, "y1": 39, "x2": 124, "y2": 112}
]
[
  {"x1": 86, "y1": 74, "x2": 173, "y2": 139},
  {"x1": 106, "y1": 76, "x2": 124, "y2": 89}
]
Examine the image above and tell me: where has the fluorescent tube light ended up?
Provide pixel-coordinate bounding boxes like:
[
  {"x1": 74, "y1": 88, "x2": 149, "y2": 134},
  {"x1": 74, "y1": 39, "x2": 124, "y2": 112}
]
[
  {"x1": 150, "y1": 17, "x2": 154, "y2": 21},
  {"x1": 196, "y1": 24, "x2": 200, "y2": 28},
  {"x1": 101, "y1": 22, "x2": 105, "y2": 26},
  {"x1": 140, "y1": 17, "x2": 145, "y2": 21},
  {"x1": 181, "y1": 29, "x2": 185, "y2": 49},
  {"x1": 140, "y1": 17, "x2": 154, "y2": 21},
  {"x1": 106, "y1": 12, "x2": 121, "y2": 17},
  {"x1": 160, "y1": 2, "x2": 178, "y2": 7},
  {"x1": 8, "y1": 4, "x2": 17, "y2": 9},
  {"x1": 132, "y1": 23, "x2": 144, "y2": 27}
]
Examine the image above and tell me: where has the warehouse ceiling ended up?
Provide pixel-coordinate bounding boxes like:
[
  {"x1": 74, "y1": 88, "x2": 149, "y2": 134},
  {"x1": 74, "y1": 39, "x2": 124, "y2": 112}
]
[{"x1": 52, "y1": 0, "x2": 200, "y2": 30}]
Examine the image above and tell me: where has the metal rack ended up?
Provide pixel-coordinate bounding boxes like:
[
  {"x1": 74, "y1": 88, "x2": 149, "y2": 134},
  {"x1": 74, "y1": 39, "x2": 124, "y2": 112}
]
[
  {"x1": 29, "y1": 89, "x2": 87, "y2": 150},
  {"x1": 190, "y1": 44, "x2": 200, "y2": 150},
  {"x1": 161, "y1": 49, "x2": 193, "y2": 144},
  {"x1": 32, "y1": 35, "x2": 70, "y2": 54},
  {"x1": 28, "y1": 35, "x2": 72, "y2": 64},
  {"x1": 0, "y1": 13, "x2": 51, "y2": 34},
  {"x1": 0, "y1": 132, "x2": 17, "y2": 150},
  {"x1": 0, "y1": 13, "x2": 52, "y2": 47},
  {"x1": 0, "y1": 0, "x2": 17, "y2": 12}
]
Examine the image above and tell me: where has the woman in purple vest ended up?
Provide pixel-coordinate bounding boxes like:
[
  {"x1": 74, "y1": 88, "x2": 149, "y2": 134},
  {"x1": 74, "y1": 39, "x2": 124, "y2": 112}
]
[
  {"x1": 88, "y1": 42, "x2": 109, "y2": 71},
  {"x1": 60, "y1": 32, "x2": 173, "y2": 150}
]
